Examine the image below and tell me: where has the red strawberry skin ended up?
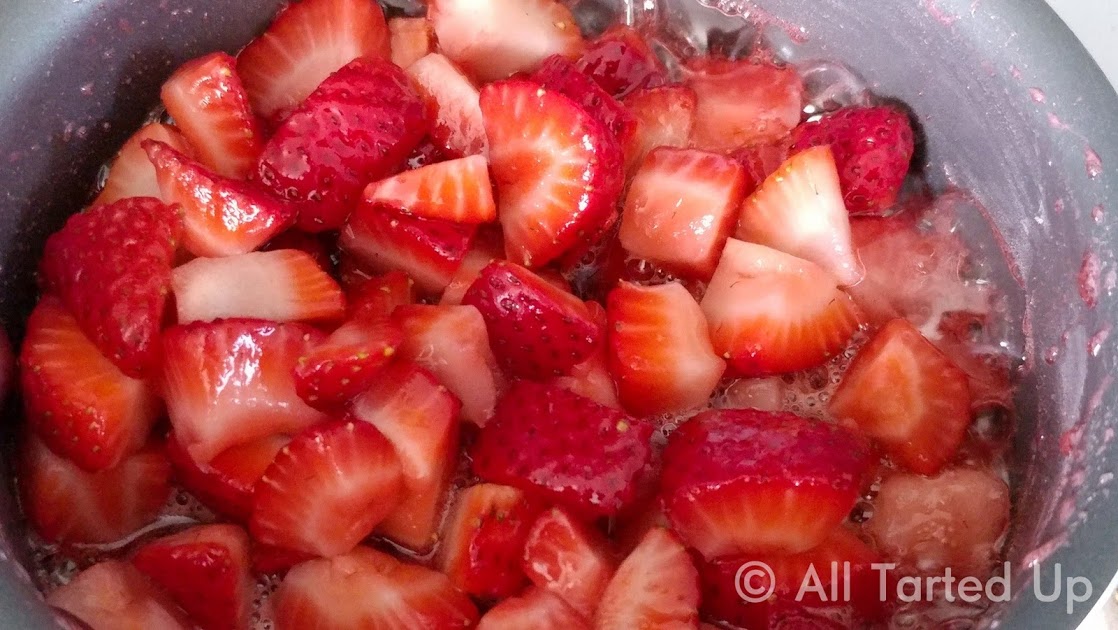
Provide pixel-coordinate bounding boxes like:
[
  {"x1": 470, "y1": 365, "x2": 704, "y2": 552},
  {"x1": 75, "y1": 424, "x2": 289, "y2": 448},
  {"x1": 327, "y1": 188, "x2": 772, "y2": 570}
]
[
  {"x1": 166, "y1": 432, "x2": 289, "y2": 523},
  {"x1": 40, "y1": 197, "x2": 182, "y2": 378},
  {"x1": 576, "y1": 25, "x2": 667, "y2": 98},
  {"x1": 293, "y1": 315, "x2": 404, "y2": 408},
  {"x1": 532, "y1": 54, "x2": 637, "y2": 144}
]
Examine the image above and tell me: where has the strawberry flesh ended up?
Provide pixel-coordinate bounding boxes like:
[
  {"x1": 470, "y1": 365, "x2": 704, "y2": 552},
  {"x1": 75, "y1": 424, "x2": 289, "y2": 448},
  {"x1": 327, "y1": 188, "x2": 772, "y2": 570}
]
[
  {"x1": 684, "y1": 57, "x2": 804, "y2": 152},
  {"x1": 388, "y1": 17, "x2": 433, "y2": 70},
  {"x1": 595, "y1": 528, "x2": 700, "y2": 629},
  {"x1": 532, "y1": 54, "x2": 637, "y2": 145},
  {"x1": 95, "y1": 122, "x2": 195, "y2": 206},
  {"x1": 576, "y1": 25, "x2": 668, "y2": 98},
  {"x1": 407, "y1": 53, "x2": 488, "y2": 158},
  {"x1": 364, "y1": 154, "x2": 497, "y2": 224},
  {"x1": 521, "y1": 507, "x2": 616, "y2": 618},
  {"x1": 166, "y1": 433, "x2": 289, "y2": 523},
  {"x1": 478, "y1": 587, "x2": 589, "y2": 630},
  {"x1": 621, "y1": 85, "x2": 697, "y2": 173},
  {"x1": 47, "y1": 561, "x2": 193, "y2": 630}
]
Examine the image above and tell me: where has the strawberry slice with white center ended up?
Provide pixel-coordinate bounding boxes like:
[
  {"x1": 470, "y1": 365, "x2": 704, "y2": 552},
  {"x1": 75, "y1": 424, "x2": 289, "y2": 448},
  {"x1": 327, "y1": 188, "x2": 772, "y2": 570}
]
[
  {"x1": 166, "y1": 432, "x2": 289, "y2": 523},
  {"x1": 700, "y1": 239, "x2": 861, "y2": 376},
  {"x1": 364, "y1": 155, "x2": 497, "y2": 224},
  {"x1": 251, "y1": 420, "x2": 405, "y2": 558},
  {"x1": 550, "y1": 301, "x2": 620, "y2": 408},
  {"x1": 684, "y1": 57, "x2": 804, "y2": 152},
  {"x1": 828, "y1": 318, "x2": 972, "y2": 475},
  {"x1": 388, "y1": 17, "x2": 433, "y2": 70},
  {"x1": 292, "y1": 315, "x2": 404, "y2": 409},
  {"x1": 47, "y1": 561, "x2": 192, "y2": 630},
  {"x1": 161, "y1": 52, "x2": 262, "y2": 179},
  {"x1": 594, "y1": 528, "x2": 700, "y2": 630},
  {"x1": 406, "y1": 53, "x2": 488, "y2": 158},
  {"x1": 521, "y1": 507, "x2": 616, "y2": 618},
  {"x1": 480, "y1": 80, "x2": 624, "y2": 267},
  {"x1": 607, "y1": 281, "x2": 725, "y2": 417},
  {"x1": 94, "y1": 123, "x2": 195, "y2": 206},
  {"x1": 478, "y1": 587, "x2": 589, "y2": 630},
  {"x1": 236, "y1": 0, "x2": 390, "y2": 122},
  {"x1": 621, "y1": 85, "x2": 696, "y2": 173}
]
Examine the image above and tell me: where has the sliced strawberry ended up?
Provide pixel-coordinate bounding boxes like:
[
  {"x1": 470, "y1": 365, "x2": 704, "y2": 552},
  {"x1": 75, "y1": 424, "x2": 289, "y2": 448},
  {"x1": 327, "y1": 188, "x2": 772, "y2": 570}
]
[
  {"x1": 521, "y1": 507, "x2": 616, "y2": 618},
  {"x1": 388, "y1": 17, "x2": 433, "y2": 69},
  {"x1": 47, "y1": 561, "x2": 191, "y2": 630},
  {"x1": 595, "y1": 528, "x2": 700, "y2": 629},
  {"x1": 131, "y1": 524, "x2": 252, "y2": 630},
  {"x1": 251, "y1": 543, "x2": 316, "y2": 577},
  {"x1": 256, "y1": 58, "x2": 428, "y2": 232},
  {"x1": 166, "y1": 432, "x2": 289, "y2": 522},
  {"x1": 161, "y1": 52, "x2": 262, "y2": 179},
  {"x1": 731, "y1": 138, "x2": 793, "y2": 194},
  {"x1": 477, "y1": 587, "x2": 589, "y2": 630},
  {"x1": 439, "y1": 233, "x2": 505, "y2": 306},
  {"x1": 347, "y1": 269, "x2": 416, "y2": 318},
  {"x1": 293, "y1": 315, "x2": 403, "y2": 408},
  {"x1": 659, "y1": 409, "x2": 873, "y2": 558},
  {"x1": 364, "y1": 155, "x2": 497, "y2": 223},
  {"x1": 251, "y1": 420, "x2": 404, "y2": 557},
  {"x1": 717, "y1": 377, "x2": 787, "y2": 412},
  {"x1": 162, "y1": 319, "x2": 329, "y2": 463},
  {"x1": 237, "y1": 0, "x2": 390, "y2": 121},
  {"x1": 684, "y1": 57, "x2": 803, "y2": 152},
  {"x1": 828, "y1": 318, "x2": 972, "y2": 475},
  {"x1": 576, "y1": 25, "x2": 668, "y2": 98},
  {"x1": 700, "y1": 240, "x2": 860, "y2": 376},
  {"x1": 481, "y1": 80, "x2": 624, "y2": 267},
  {"x1": 472, "y1": 381, "x2": 653, "y2": 517},
  {"x1": 551, "y1": 301, "x2": 620, "y2": 408},
  {"x1": 405, "y1": 137, "x2": 452, "y2": 170},
  {"x1": 532, "y1": 54, "x2": 637, "y2": 145},
  {"x1": 40, "y1": 197, "x2": 181, "y2": 378},
  {"x1": 273, "y1": 546, "x2": 479, "y2": 628},
  {"x1": 621, "y1": 85, "x2": 696, "y2": 173},
  {"x1": 21, "y1": 436, "x2": 170, "y2": 544},
  {"x1": 406, "y1": 53, "x2": 488, "y2": 158},
  {"x1": 350, "y1": 362, "x2": 462, "y2": 552},
  {"x1": 429, "y1": 0, "x2": 584, "y2": 83},
  {"x1": 94, "y1": 123, "x2": 195, "y2": 206},
  {"x1": 261, "y1": 229, "x2": 335, "y2": 272},
  {"x1": 463, "y1": 260, "x2": 602, "y2": 378}
]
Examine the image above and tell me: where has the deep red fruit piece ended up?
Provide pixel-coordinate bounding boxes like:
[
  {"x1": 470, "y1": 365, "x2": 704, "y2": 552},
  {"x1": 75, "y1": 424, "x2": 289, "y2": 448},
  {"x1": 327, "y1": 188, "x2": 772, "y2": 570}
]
[
  {"x1": 595, "y1": 528, "x2": 700, "y2": 629},
  {"x1": 47, "y1": 561, "x2": 192, "y2": 630},
  {"x1": 95, "y1": 123, "x2": 195, "y2": 206},
  {"x1": 576, "y1": 25, "x2": 668, "y2": 98},
  {"x1": 521, "y1": 507, "x2": 616, "y2": 618},
  {"x1": 550, "y1": 301, "x2": 621, "y2": 409},
  {"x1": 477, "y1": 587, "x2": 589, "y2": 630},
  {"x1": 293, "y1": 314, "x2": 403, "y2": 408},
  {"x1": 440, "y1": 232, "x2": 505, "y2": 306},
  {"x1": 166, "y1": 432, "x2": 289, "y2": 523},
  {"x1": 532, "y1": 54, "x2": 637, "y2": 144}
]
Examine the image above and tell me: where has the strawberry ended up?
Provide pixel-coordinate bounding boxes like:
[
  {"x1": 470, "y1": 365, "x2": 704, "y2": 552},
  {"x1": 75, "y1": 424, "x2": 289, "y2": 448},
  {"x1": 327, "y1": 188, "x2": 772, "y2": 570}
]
[
  {"x1": 406, "y1": 53, "x2": 488, "y2": 158},
  {"x1": 717, "y1": 377, "x2": 787, "y2": 413},
  {"x1": 250, "y1": 420, "x2": 405, "y2": 557},
  {"x1": 438, "y1": 483, "x2": 544, "y2": 599},
  {"x1": 659, "y1": 409, "x2": 873, "y2": 558},
  {"x1": 731, "y1": 138, "x2": 792, "y2": 194},
  {"x1": 439, "y1": 233, "x2": 505, "y2": 306},
  {"x1": 388, "y1": 17, "x2": 433, "y2": 70},
  {"x1": 532, "y1": 54, "x2": 637, "y2": 145},
  {"x1": 619, "y1": 147, "x2": 747, "y2": 279},
  {"x1": 428, "y1": 0, "x2": 584, "y2": 83},
  {"x1": 20, "y1": 297, "x2": 160, "y2": 471},
  {"x1": 478, "y1": 587, "x2": 589, "y2": 630},
  {"x1": 131, "y1": 524, "x2": 252, "y2": 630},
  {"x1": 161, "y1": 52, "x2": 262, "y2": 179},
  {"x1": 145, "y1": 140, "x2": 294, "y2": 257},
  {"x1": 790, "y1": 106, "x2": 915, "y2": 214},
  {"x1": 551, "y1": 301, "x2": 620, "y2": 408},
  {"x1": 292, "y1": 315, "x2": 403, "y2": 408},
  {"x1": 521, "y1": 507, "x2": 616, "y2": 618},
  {"x1": 20, "y1": 436, "x2": 170, "y2": 545},
  {"x1": 394, "y1": 304, "x2": 504, "y2": 426},
  {"x1": 166, "y1": 432, "x2": 289, "y2": 522},
  {"x1": 480, "y1": 80, "x2": 624, "y2": 267},
  {"x1": 171, "y1": 249, "x2": 346, "y2": 324},
  {"x1": 621, "y1": 85, "x2": 696, "y2": 173},
  {"x1": 576, "y1": 25, "x2": 668, "y2": 98},
  {"x1": 273, "y1": 546, "x2": 479, "y2": 628},
  {"x1": 364, "y1": 155, "x2": 497, "y2": 224},
  {"x1": 595, "y1": 528, "x2": 700, "y2": 629},
  {"x1": 350, "y1": 362, "x2": 462, "y2": 552},
  {"x1": 256, "y1": 58, "x2": 428, "y2": 232},
  {"x1": 736, "y1": 146, "x2": 863, "y2": 286},
  {"x1": 39, "y1": 196, "x2": 182, "y2": 378},
  {"x1": 828, "y1": 318, "x2": 972, "y2": 475},
  {"x1": 463, "y1": 260, "x2": 602, "y2": 378},
  {"x1": 471, "y1": 381, "x2": 653, "y2": 517},
  {"x1": 162, "y1": 319, "x2": 329, "y2": 463},
  {"x1": 700, "y1": 240, "x2": 862, "y2": 376},
  {"x1": 251, "y1": 543, "x2": 316, "y2": 577},
  {"x1": 607, "y1": 281, "x2": 725, "y2": 417},
  {"x1": 261, "y1": 229, "x2": 335, "y2": 272},
  {"x1": 684, "y1": 56, "x2": 804, "y2": 152},
  {"x1": 347, "y1": 269, "x2": 416, "y2": 318},
  {"x1": 237, "y1": 0, "x2": 390, "y2": 121},
  {"x1": 94, "y1": 123, "x2": 195, "y2": 206},
  {"x1": 47, "y1": 561, "x2": 192, "y2": 630}
]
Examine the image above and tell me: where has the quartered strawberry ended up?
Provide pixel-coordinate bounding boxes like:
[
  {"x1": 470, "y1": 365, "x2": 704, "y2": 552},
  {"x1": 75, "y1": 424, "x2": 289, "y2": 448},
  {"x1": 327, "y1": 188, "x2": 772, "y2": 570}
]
[
  {"x1": 21, "y1": 436, "x2": 171, "y2": 545},
  {"x1": 659, "y1": 409, "x2": 873, "y2": 558},
  {"x1": 261, "y1": 229, "x2": 335, "y2": 272},
  {"x1": 273, "y1": 546, "x2": 479, "y2": 629},
  {"x1": 480, "y1": 80, "x2": 624, "y2": 267},
  {"x1": 20, "y1": 297, "x2": 160, "y2": 471},
  {"x1": 532, "y1": 54, "x2": 637, "y2": 145},
  {"x1": 406, "y1": 53, "x2": 488, "y2": 158},
  {"x1": 347, "y1": 269, "x2": 416, "y2": 318},
  {"x1": 463, "y1": 260, "x2": 602, "y2": 379},
  {"x1": 364, "y1": 155, "x2": 497, "y2": 224},
  {"x1": 293, "y1": 315, "x2": 403, "y2": 408},
  {"x1": 595, "y1": 528, "x2": 700, "y2": 630},
  {"x1": 428, "y1": 0, "x2": 584, "y2": 83},
  {"x1": 700, "y1": 240, "x2": 862, "y2": 376},
  {"x1": 40, "y1": 196, "x2": 182, "y2": 378},
  {"x1": 388, "y1": 17, "x2": 433, "y2": 70},
  {"x1": 621, "y1": 85, "x2": 696, "y2": 173},
  {"x1": 619, "y1": 147, "x2": 746, "y2": 279},
  {"x1": 440, "y1": 233, "x2": 505, "y2": 306},
  {"x1": 477, "y1": 587, "x2": 589, "y2": 630},
  {"x1": 551, "y1": 301, "x2": 620, "y2": 408},
  {"x1": 131, "y1": 524, "x2": 252, "y2": 630},
  {"x1": 172, "y1": 249, "x2": 345, "y2": 324},
  {"x1": 684, "y1": 57, "x2": 804, "y2": 152},
  {"x1": 47, "y1": 561, "x2": 192, "y2": 630},
  {"x1": 237, "y1": 0, "x2": 391, "y2": 122},
  {"x1": 161, "y1": 52, "x2": 262, "y2": 179},
  {"x1": 350, "y1": 362, "x2": 462, "y2": 552},
  {"x1": 521, "y1": 507, "x2": 616, "y2": 618},
  {"x1": 790, "y1": 106, "x2": 915, "y2": 214},
  {"x1": 607, "y1": 281, "x2": 725, "y2": 417},
  {"x1": 95, "y1": 123, "x2": 195, "y2": 206},
  {"x1": 576, "y1": 25, "x2": 668, "y2": 98},
  {"x1": 167, "y1": 432, "x2": 289, "y2": 523},
  {"x1": 472, "y1": 381, "x2": 653, "y2": 517},
  {"x1": 829, "y1": 318, "x2": 972, "y2": 475},
  {"x1": 162, "y1": 319, "x2": 329, "y2": 463},
  {"x1": 251, "y1": 420, "x2": 404, "y2": 557},
  {"x1": 256, "y1": 58, "x2": 428, "y2": 232}
]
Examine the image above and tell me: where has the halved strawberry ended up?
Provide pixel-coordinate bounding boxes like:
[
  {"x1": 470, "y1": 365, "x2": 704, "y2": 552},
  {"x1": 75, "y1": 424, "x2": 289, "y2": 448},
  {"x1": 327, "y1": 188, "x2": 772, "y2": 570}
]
[
  {"x1": 621, "y1": 85, "x2": 696, "y2": 173},
  {"x1": 293, "y1": 315, "x2": 403, "y2": 408},
  {"x1": 736, "y1": 146, "x2": 862, "y2": 286},
  {"x1": 439, "y1": 233, "x2": 505, "y2": 306},
  {"x1": 131, "y1": 524, "x2": 252, "y2": 630},
  {"x1": 273, "y1": 546, "x2": 479, "y2": 628},
  {"x1": 607, "y1": 281, "x2": 725, "y2": 417},
  {"x1": 406, "y1": 53, "x2": 488, "y2": 158},
  {"x1": 251, "y1": 420, "x2": 404, "y2": 557},
  {"x1": 532, "y1": 54, "x2": 637, "y2": 145},
  {"x1": 659, "y1": 409, "x2": 873, "y2": 558},
  {"x1": 20, "y1": 436, "x2": 171, "y2": 545},
  {"x1": 47, "y1": 561, "x2": 192, "y2": 630},
  {"x1": 595, "y1": 528, "x2": 700, "y2": 629},
  {"x1": 428, "y1": 0, "x2": 584, "y2": 83},
  {"x1": 388, "y1": 17, "x2": 433, "y2": 69},
  {"x1": 576, "y1": 25, "x2": 668, "y2": 98},
  {"x1": 166, "y1": 432, "x2": 289, "y2": 522},
  {"x1": 478, "y1": 587, "x2": 589, "y2": 630},
  {"x1": 700, "y1": 240, "x2": 862, "y2": 376},
  {"x1": 20, "y1": 298, "x2": 160, "y2": 471},
  {"x1": 550, "y1": 301, "x2": 620, "y2": 408},
  {"x1": 347, "y1": 269, "x2": 416, "y2": 318},
  {"x1": 94, "y1": 123, "x2": 195, "y2": 206},
  {"x1": 828, "y1": 318, "x2": 972, "y2": 475},
  {"x1": 161, "y1": 52, "x2": 262, "y2": 179},
  {"x1": 481, "y1": 80, "x2": 624, "y2": 267},
  {"x1": 162, "y1": 319, "x2": 329, "y2": 463},
  {"x1": 521, "y1": 507, "x2": 616, "y2": 618},
  {"x1": 364, "y1": 155, "x2": 497, "y2": 224},
  {"x1": 350, "y1": 362, "x2": 462, "y2": 552},
  {"x1": 684, "y1": 57, "x2": 803, "y2": 152},
  {"x1": 237, "y1": 0, "x2": 390, "y2": 121}
]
